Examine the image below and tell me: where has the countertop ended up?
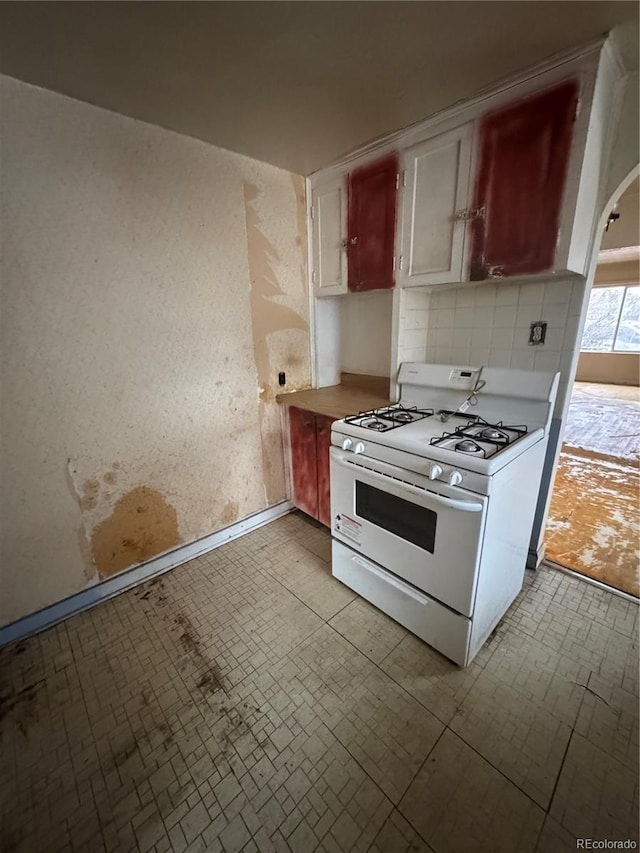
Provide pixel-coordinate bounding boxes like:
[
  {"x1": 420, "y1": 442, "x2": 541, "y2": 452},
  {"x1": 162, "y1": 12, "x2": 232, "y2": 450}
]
[{"x1": 276, "y1": 373, "x2": 390, "y2": 419}]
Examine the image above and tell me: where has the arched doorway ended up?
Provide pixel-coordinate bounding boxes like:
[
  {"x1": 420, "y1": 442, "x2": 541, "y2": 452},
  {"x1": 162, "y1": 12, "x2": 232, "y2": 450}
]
[{"x1": 544, "y1": 167, "x2": 640, "y2": 598}]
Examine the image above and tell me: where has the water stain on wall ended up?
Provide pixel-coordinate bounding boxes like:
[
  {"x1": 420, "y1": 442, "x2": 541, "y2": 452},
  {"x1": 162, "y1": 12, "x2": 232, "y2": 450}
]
[
  {"x1": 243, "y1": 180, "x2": 309, "y2": 504},
  {"x1": 90, "y1": 486, "x2": 181, "y2": 579},
  {"x1": 220, "y1": 501, "x2": 239, "y2": 526},
  {"x1": 80, "y1": 478, "x2": 100, "y2": 510},
  {"x1": 292, "y1": 173, "x2": 308, "y2": 291}
]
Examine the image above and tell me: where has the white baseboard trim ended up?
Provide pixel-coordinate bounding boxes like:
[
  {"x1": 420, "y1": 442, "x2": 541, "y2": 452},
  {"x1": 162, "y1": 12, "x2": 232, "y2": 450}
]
[{"x1": 0, "y1": 501, "x2": 294, "y2": 648}]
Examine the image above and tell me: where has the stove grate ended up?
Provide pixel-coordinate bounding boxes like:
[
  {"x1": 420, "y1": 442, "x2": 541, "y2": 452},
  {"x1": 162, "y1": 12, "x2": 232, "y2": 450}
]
[{"x1": 344, "y1": 405, "x2": 434, "y2": 432}]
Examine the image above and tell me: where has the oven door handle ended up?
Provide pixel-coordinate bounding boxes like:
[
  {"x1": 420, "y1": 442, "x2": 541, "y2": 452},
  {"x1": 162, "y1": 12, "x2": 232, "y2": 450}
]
[
  {"x1": 332, "y1": 453, "x2": 484, "y2": 512},
  {"x1": 351, "y1": 554, "x2": 429, "y2": 604}
]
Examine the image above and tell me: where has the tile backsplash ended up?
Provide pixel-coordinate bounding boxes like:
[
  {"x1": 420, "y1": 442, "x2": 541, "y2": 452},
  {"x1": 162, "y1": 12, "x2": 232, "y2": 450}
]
[{"x1": 397, "y1": 277, "x2": 586, "y2": 414}]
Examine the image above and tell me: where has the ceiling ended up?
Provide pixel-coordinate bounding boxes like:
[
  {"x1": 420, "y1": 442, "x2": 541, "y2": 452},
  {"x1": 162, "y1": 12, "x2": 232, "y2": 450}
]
[{"x1": 0, "y1": 1, "x2": 638, "y2": 175}]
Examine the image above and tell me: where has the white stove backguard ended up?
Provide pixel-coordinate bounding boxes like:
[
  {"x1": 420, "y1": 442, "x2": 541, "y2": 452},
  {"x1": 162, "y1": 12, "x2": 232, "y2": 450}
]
[{"x1": 397, "y1": 363, "x2": 559, "y2": 435}]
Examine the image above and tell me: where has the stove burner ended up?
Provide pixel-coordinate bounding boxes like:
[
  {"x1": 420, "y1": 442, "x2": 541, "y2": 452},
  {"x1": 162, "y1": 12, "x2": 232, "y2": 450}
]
[
  {"x1": 456, "y1": 439, "x2": 484, "y2": 454},
  {"x1": 392, "y1": 411, "x2": 415, "y2": 423},
  {"x1": 430, "y1": 418, "x2": 529, "y2": 458},
  {"x1": 478, "y1": 427, "x2": 508, "y2": 442},
  {"x1": 363, "y1": 419, "x2": 387, "y2": 431},
  {"x1": 344, "y1": 405, "x2": 434, "y2": 432}
]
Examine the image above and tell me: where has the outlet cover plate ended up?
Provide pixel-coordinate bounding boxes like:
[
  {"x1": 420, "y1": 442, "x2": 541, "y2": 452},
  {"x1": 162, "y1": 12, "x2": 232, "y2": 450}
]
[{"x1": 529, "y1": 321, "x2": 547, "y2": 346}]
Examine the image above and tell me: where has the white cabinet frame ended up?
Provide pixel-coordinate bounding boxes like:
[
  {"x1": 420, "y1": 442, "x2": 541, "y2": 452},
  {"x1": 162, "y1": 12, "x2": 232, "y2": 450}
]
[
  {"x1": 311, "y1": 174, "x2": 348, "y2": 297},
  {"x1": 397, "y1": 123, "x2": 474, "y2": 287}
]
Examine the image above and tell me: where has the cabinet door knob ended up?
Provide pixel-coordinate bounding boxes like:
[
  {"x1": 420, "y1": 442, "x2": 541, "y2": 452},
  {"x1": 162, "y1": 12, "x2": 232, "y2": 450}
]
[
  {"x1": 487, "y1": 265, "x2": 505, "y2": 278},
  {"x1": 341, "y1": 236, "x2": 358, "y2": 247}
]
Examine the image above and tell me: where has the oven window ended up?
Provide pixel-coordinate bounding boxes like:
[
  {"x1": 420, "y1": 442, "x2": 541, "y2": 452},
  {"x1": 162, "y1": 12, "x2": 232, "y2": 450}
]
[{"x1": 355, "y1": 481, "x2": 436, "y2": 553}]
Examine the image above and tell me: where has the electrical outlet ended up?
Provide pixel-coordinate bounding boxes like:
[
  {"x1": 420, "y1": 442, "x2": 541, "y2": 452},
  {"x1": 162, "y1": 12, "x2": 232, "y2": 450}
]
[
  {"x1": 528, "y1": 322, "x2": 547, "y2": 346},
  {"x1": 278, "y1": 371, "x2": 286, "y2": 386}
]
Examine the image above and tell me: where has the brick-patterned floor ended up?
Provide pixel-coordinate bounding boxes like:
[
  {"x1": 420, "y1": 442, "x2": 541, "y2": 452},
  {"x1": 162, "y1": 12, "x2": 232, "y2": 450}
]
[{"x1": 1, "y1": 512, "x2": 638, "y2": 852}]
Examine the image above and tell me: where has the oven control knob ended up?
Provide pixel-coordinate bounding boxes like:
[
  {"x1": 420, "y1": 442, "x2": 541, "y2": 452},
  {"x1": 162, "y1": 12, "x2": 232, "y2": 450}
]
[
  {"x1": 342, "y1": 438, "x2": 353, "y2": 451},
  {"x1": 448, "y1": 470, "x2": 463, "y2": 486},
  {"x1": 428, "y1": 464, "x2": 443, "y2": 481},
  {"x1": 354, "y1": 442, "x2": 365, "y2": 455}
]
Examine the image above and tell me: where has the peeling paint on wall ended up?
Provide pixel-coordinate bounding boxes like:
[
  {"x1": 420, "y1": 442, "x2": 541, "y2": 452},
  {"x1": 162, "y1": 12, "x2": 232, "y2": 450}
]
[
  {"x1": 90, "y1": 486, "x2": 181, "y2": 579},
  {"x1": 243, "y1": 179, "x2": 310, "y2": 504},
  {"x1": 1, "y1": 74, "x2": 312, "y2": 626},
  {"x1": 64, "y1": 460, "x2": 98, "y2": 583},
  {"x1": 67, "y1": 459, "x2": 182, "y2": 581}
]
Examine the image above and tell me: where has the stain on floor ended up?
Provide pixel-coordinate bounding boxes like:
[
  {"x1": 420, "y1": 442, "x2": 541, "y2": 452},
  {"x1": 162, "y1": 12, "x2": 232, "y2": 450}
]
[
  {"x1": 546, "y1": 382, "x2": 639, "y2": 597},
  {"x1": 1, "y1": 513, "x2": 637, "y2": 852}
]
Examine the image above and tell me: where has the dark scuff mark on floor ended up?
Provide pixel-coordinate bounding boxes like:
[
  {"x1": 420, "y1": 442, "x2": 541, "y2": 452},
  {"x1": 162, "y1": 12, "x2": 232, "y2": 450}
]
[
  {"x1": 133, "y1": 577, "x2": 263, "y2": 769},
  {"x1": 1, "y1": 574, "x2": 263, "y2": 852},
  {"x1": 0, "y1": 678, "x2": 45, "y2": 735},
  {"x1": 174, "y1": 612, "x2": 227, "y2": 696}
]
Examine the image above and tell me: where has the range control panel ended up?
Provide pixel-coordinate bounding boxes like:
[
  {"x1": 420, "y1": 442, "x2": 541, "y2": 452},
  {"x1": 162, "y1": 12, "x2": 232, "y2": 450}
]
[{"x1": 448, "y1": 368, "x2": 481, "y2": 389}]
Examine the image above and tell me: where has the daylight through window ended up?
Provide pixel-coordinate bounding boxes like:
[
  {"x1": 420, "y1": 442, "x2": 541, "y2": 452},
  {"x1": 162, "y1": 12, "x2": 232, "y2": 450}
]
[{"x1": 581, "y1": 285, "x2": 640, "y2": 353}]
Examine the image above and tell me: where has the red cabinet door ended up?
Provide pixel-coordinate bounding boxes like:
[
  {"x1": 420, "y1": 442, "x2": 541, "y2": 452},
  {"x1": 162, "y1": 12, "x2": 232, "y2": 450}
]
[
  {"x1": 469, "y1": 79, "x2": 579, "y2": 280},
  {"x1": 315, "y1": 413, "x2": 334, "y2": 528},
  {"x1": 347, "y1": 153, "x2": 399, "y2": 291},
  {"x1": 289, "y1": 406, "x2": 319, "y2": 520}
]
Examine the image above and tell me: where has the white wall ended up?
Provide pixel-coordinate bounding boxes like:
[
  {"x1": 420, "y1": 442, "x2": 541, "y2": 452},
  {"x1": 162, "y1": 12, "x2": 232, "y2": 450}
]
[
  {"x1": 604, "y1": 70, "x2": 639, "y2": 206},
  {"x1": 600, "y1": 177, "x2": 640, "y2": 250},
  {"x1": 0, "y1": 76, "x2": 310, "y2": 626},
  {"x1": 339, "y1": 290, "x2": 393, "y2": 377}
]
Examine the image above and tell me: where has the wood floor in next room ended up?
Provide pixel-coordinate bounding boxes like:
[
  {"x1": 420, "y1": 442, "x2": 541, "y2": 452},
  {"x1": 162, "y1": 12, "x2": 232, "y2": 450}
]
[
  {"x1": 546, "y1": 381, "x2": 640, "y2": 598},
  {"x1": 1, "y1": 511, "x2": 638, "y2": 853}
]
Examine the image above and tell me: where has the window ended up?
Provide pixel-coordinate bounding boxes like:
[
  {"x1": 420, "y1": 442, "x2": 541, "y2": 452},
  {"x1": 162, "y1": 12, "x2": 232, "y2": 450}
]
[{"x1": 581, "y1": 285, "x2": 640, "y2": 353}]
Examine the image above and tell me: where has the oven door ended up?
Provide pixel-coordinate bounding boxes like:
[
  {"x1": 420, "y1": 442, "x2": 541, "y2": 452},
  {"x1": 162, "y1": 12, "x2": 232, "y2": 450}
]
[{"x1": 330, "y1": 448, "x2": 488, "y2": 616}]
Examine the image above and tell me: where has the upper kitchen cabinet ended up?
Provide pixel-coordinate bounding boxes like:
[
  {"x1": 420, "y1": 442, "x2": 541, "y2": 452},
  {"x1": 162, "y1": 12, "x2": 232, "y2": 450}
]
[
  {"x1": 397, "y1": 123, "x2": 474, "y2": 287},
  {"x1": 311, "y1": 174, "x2": 348, "y2": 297},
  {"x1": 347, "y1": 153, "x2": 399, "y2": 292},
  {"x1": 310, "y1": 39, "x2": 622, "y2": 305},
  {"x1": 468, "y1": 79, "x2": 580, "y2": 281}
]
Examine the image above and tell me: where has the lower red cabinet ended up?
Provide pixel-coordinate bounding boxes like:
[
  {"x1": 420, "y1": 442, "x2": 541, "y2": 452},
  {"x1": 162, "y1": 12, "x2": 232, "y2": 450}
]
[
  {"x1": 288, "y1": 406, "x2": 334, "y2": 527},
  {"x1": 315, "y1": 414, "x2": 332, "y2": 527}
]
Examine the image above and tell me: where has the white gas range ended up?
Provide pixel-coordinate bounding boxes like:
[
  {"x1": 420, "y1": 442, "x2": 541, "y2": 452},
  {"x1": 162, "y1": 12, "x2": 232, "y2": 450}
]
[{"x1": 330, "y1": 363, "x2": 559, "y2": 666}]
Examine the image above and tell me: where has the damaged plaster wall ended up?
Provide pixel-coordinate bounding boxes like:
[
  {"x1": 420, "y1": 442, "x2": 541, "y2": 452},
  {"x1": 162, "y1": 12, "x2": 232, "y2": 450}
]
[{"x1": 0, "y1": 75, "x2": 310, "y2": 627}]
